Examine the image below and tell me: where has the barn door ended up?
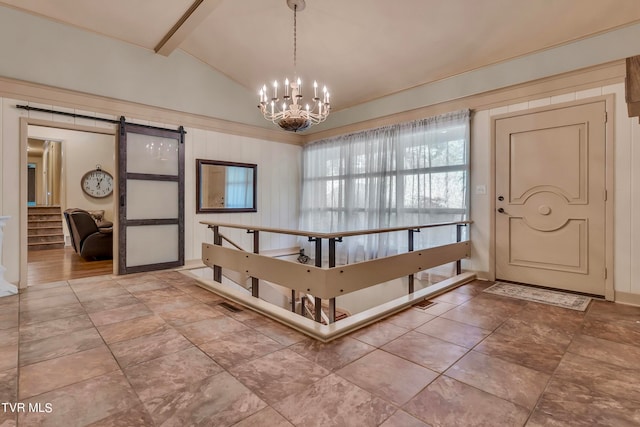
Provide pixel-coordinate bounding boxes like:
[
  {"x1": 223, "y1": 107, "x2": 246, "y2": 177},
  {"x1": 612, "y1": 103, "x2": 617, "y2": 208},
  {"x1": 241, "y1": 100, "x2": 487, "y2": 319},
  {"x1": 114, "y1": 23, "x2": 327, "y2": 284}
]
[
  {"x1": 495, "y1": 100, "x2": 607, "y2": 296},
  {"x1": 118, "y1": 120, "x2": 184, "y2": 274}
]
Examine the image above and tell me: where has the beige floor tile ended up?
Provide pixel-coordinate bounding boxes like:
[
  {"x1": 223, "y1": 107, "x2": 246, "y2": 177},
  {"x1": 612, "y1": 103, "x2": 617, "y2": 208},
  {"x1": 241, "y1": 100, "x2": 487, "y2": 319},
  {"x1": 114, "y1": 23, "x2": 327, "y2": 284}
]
[
  {"x1": 81, "y1": 293, "x2": 140, "y2": 313},
  {"x1": 586, "y1": 299, "x2": 640, "y2": 322},
  {"x1": 0, "y1": 345, "x2": 17, "y2": 371},
  {"x1": 0, "y1": 368, "x2": 17, "y2": 403},
  {"x1": 19, "y1": 371, "x2": 142, "y2": 427},
  {"x1": 230, "y1": 406, "x2": 294, "y2": 427},
  {"x1": 19, "y1": 345, "x2": 119, "y2": 399},
  {"x1": 531, "y1": 377, "x2": 640, "y2": 427},
  {"x1": 350, "y1": 321, "x2": 409, "y2": 347},
  {"x1": 19, "y1": 302, "x2": 86, "y2": 326},
  {"x1": 581, "y1": 317, "x2": 640, "y2": 347},
  {"x1": 418, "y1": 300, "x2": 458, "y2": 316},
  {"x1": 251, "y1": 319, "x2": 306, "y2": 346},
  {"x1": 404, "y1": 376, "x2": 529, "y2": 427},
  {"x1": 97, "y1": 314, "x2": 167, "y2": 344},
  {"x1": 19, "y1": 327, "x2": 103, "y2": 367},
  {"x1": 134, "y1": 287, "x2": 190, "y2": 305},
  {"x1": 440, "y1": 302, "x2": 512, "y2": 330},
  {"x1": 0, "y1": 328, "x2": 18, "y2": 346},
  {"x1": 289, "y1": 336, "x2": 375, "y2": 371},
  {"x1": 474, "y1": 329, "x2": 566, "y2": 374},
  {"x1": 19, "y1": 285, "x2": 74, "y2": 302},
  {"x1": 567, "y1": 333, "x2": 640, "y2": 370},
  {"x1": 445, "y1": 350, "x2": 550, "y2": 410},
  {"x1": 19, "y1": 314, "x2": 94, "y2": 343},
  {"x1": 176, "y1": 315, "x2": 248, "y2": 345},
  {"x1": 19, "y1": 293, "x2": 79, "y2": 313},
  {"x1": 273, "y1": 374, "x2": 396, "y2": 427},
  {"x1": 228, "y1": 349, "x2": 330, "y2": 405},
  {"x1": 84, "y1": 404, "x2": 155, "y2": 427},
  {"x1": 380, "y1": 410, "x2": 432, "y2": 427},
  {"x1": 553, "y1": 352, "x2": 640, "y2": 403},
  {"x1": 337, "y1": 349, "x2": 438, "y2": 406},
  {"x1": 0, "y1": 305, "x2": 18, "y2": 331},
  {"x1": 143, "y1": 372, "x2": 266, "y2": 427},
  {"x1": 108, "y1": 326, "x2": 192, "y2": 368},
  {"x1": 156, "y1": 302, "x2": 222, "y2": 327},
  {"x1": 198, "y1": 330, "x2": 284, "y2": 369},
  {"x1": 382, "y1": 331, "x2": 468, "y2": 372},
  {"x1": 124, "y1": 346, "x2": 222, "y2": 402},
  {"x1": 88, "y1": 303, "x2": 153, "y2": 327},
  {"x1": 74, "y1": 284, "x2": 130, "y2": 302},
  {"x1": 416, "y1": 317, "x2": 491, "y2": 348},
  {"x1": 384, "y1": 308, "x2": 436, "y2": 330}
]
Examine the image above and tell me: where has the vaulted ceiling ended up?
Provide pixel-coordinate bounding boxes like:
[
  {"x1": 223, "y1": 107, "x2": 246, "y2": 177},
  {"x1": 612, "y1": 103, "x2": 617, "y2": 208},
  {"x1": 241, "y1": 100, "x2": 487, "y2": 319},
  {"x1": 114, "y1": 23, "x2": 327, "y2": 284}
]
[{"x1": 2, "y1": 0, "x2": 640, "y2": 114}]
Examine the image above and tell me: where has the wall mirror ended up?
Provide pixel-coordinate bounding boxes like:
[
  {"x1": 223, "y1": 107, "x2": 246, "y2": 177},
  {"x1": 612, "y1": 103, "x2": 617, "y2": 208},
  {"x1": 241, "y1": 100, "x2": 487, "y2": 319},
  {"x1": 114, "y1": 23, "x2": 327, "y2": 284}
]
[{"x1": 196, "y1": 159, "x2": 257, "y2": 213}]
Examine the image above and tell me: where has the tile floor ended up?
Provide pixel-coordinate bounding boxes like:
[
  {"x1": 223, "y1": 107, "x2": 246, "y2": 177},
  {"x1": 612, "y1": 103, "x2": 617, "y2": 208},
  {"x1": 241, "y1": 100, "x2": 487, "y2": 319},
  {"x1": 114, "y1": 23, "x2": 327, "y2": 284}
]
[{"x1": 1, "y1": 271, "x2": 640, "y2": 426}]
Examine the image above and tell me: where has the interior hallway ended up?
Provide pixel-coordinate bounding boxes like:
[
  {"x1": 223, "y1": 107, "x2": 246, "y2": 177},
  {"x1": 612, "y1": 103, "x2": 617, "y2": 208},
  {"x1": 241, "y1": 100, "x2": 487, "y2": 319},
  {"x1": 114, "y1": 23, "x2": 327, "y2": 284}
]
[{"x1": 1, "y1": 272, "x2": 639, "y2": 426}]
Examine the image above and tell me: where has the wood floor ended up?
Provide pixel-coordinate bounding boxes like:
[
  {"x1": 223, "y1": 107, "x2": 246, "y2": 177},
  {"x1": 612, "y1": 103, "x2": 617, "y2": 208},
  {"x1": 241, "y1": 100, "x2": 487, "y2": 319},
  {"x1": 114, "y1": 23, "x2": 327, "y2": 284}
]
[{"x1": 27, "y1": 247, "x2": 113, "y2": 286}]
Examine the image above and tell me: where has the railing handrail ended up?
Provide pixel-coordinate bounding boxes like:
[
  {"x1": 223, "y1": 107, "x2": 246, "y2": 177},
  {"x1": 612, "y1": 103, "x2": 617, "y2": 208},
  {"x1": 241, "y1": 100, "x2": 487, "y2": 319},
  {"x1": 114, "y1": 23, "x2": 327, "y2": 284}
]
[{"x1": 201, "y1": 220, "x2": 473, "y2": 239}]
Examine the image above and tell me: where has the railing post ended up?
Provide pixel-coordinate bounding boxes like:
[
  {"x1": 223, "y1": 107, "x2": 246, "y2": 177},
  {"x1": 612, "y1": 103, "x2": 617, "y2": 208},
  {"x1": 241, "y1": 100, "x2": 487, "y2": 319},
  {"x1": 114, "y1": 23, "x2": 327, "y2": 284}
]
[
  {"x1": 308, "y1": 236, "x2": 323, "y2": 323},
  {"x1": 328, "y1": 298, "x2": 336, "y2": 324},
  {"x1": 212, "y1": 225, "x2": 222, "y2": 283},
  {"x1": 291, "y1": 289, "x2": 296, "y2": 313},
  {"x1": 314, "y1": 296, "x2": 322, "y2": 323},
  {"x1": 328, "y1": 237, "x2": 342, "y2": 324},
  {"x1": 248, "y1": 230, "x2": 259, "y2": 298},
  {"x1": 456, "y1": 224, "x2": 464, "y2": 274},
  {"x1": 407, "y1": 229, "x2": 419, "y2": 293}
]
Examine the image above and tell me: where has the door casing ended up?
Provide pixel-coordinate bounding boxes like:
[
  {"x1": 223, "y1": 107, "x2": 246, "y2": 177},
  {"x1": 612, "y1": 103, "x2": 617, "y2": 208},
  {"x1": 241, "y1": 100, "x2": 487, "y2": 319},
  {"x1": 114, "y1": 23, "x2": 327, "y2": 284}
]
[{"x1": 19, "y1": 117, "x2": 117, "y2": 288}]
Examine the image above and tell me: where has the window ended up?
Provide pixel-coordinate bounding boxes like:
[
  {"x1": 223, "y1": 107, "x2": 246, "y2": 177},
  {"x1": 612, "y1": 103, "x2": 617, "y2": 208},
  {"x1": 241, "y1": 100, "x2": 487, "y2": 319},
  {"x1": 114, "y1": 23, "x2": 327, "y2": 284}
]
[{"x1": 300, "y1": 110, "x2": 470, "y2": 262}]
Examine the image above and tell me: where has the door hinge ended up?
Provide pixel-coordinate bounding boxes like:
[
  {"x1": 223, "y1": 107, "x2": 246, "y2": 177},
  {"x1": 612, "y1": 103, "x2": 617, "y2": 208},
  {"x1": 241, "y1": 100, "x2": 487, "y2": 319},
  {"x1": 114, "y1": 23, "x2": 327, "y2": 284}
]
[
  {"x1": 604, "y1": 268, "x2": 608, "y2": 279},
  {"x1": 604, "y1": 112, "x2": 608, "y2": 123},
  {"x1": 604, "y1": 190, "x2": 608, "y2": 201}
]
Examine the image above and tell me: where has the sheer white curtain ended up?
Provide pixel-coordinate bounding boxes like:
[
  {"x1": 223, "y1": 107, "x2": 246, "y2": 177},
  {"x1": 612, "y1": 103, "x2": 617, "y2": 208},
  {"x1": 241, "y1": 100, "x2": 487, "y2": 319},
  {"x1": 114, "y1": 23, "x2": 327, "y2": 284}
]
[{"x1": 299, "y1": 109, "x2": 470, "y2": 264}]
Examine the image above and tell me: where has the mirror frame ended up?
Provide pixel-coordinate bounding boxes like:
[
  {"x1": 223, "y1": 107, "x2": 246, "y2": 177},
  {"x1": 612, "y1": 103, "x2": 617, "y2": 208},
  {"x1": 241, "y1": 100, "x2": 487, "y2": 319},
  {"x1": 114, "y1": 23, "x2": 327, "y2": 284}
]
[{"x1": 196, "y1": 159, "x2": 257, "y2": 213}]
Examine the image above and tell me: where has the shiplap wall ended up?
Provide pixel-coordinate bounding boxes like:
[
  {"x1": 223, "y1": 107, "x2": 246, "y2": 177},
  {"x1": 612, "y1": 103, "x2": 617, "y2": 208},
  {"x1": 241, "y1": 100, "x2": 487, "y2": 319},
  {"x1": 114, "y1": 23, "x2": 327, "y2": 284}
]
[
  {"x1": 0, "y1": 99, "x2": 301, "y2": 285},
  {"x1": 468, "y1": 82, "x2": 640, "y2": 296}
]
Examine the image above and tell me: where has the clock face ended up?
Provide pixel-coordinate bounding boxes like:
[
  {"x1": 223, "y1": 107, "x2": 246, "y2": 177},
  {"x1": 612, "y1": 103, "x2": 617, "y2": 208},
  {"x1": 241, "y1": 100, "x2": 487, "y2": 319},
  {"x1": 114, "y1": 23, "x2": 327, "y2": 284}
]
[{"x1": 81, "y1": 169, "x2": 114, "y2": 198}]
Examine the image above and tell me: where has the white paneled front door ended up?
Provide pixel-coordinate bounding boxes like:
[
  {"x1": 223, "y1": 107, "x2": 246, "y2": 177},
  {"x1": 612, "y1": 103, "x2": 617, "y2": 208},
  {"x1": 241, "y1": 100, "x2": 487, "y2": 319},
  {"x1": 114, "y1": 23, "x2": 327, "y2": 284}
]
[{"x1": 495, "y1": 100, "x2": 608, "y2": 296}]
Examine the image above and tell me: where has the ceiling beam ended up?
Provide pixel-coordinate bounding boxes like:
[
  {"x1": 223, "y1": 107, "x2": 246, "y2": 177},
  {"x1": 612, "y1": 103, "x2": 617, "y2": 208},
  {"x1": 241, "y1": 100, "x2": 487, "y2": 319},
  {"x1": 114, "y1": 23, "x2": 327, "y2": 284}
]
[{"x1": 155, "y1": 0, "x2": 222, "y2": 56}]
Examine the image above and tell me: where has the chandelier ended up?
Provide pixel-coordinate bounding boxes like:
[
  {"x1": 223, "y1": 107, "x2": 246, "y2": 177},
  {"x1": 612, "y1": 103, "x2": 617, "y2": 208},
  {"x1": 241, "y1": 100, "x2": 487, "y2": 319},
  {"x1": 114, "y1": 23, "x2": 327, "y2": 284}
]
[{"x1": 258, "y1": 0, "x2": 330, "y2": 132}]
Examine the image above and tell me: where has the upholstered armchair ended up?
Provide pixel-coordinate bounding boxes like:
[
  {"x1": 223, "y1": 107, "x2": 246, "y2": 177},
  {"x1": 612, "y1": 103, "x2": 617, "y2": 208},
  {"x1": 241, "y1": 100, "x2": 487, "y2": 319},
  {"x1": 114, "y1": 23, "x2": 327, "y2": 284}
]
[{"x1": 63, "y1": 209, "x2": 113, "y2": 260}]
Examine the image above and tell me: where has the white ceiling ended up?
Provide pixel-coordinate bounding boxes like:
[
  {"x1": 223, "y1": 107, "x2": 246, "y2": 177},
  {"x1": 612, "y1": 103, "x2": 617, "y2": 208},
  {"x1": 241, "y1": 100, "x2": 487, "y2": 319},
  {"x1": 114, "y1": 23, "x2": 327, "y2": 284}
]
[{"x1": 2, "y1": 0, "x2": 640, "y2": 112}]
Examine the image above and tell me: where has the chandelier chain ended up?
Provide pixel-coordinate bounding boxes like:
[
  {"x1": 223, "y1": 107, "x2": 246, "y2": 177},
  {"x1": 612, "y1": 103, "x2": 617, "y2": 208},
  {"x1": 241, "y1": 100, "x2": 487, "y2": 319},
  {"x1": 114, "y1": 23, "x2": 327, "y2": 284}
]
[{"x1": 293, "y1": 4, "x2": 297, "y2": 71}]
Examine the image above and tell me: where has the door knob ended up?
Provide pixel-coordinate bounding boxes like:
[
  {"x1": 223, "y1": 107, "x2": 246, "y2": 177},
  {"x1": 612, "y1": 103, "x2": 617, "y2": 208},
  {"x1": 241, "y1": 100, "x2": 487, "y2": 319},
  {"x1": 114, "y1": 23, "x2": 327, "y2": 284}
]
[
  {"x1": 497, "y1": 208, "x2": 505, "y2": 213},
  {"x1": 498, "y1": 196, "x2": 504, "y2": 201}
]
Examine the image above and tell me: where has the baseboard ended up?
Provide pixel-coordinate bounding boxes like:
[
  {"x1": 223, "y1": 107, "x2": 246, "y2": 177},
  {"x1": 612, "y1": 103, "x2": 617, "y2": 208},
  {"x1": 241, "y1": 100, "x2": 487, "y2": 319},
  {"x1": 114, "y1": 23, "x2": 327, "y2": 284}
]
[
  {"x1": 187, "y1": 270, "x2": 477, "y2": 342},
  {"x1": 614, "y1": 291, "x2": 640, "y2": 307}
]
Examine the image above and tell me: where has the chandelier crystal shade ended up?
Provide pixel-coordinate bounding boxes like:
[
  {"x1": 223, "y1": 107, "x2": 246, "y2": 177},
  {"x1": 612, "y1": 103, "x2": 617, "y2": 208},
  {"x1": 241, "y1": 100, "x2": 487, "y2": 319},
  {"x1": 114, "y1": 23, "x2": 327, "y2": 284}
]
[{"x1": 258, "y1": 0, "x2": 330, "y2": 132}]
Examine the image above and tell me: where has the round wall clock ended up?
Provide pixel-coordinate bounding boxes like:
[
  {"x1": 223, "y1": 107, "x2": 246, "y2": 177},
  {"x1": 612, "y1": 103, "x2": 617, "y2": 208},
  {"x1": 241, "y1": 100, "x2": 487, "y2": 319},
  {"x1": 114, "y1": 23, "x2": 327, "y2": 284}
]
[{"x1": 81, "y1": 165, "x2": 114, "y2": 198}]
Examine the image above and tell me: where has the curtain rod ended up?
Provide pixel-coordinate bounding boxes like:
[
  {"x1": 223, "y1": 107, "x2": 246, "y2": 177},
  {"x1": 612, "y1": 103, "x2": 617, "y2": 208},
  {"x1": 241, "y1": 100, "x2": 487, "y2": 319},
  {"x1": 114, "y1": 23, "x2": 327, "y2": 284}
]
[{"x1": 15, "y1": 104, "x2": 186, "y2": 134}]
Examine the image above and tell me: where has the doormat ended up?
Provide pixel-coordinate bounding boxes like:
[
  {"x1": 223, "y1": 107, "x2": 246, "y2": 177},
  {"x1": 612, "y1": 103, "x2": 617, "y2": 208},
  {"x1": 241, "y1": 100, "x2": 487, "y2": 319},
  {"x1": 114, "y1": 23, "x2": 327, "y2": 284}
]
[{"x1": 483, "y1": 282, "x2": 591, "y2": 311}]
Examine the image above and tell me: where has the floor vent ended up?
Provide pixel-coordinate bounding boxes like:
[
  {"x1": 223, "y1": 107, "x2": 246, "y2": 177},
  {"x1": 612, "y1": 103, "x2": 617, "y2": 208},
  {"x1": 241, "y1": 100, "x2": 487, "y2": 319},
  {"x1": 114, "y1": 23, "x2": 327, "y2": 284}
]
[
  {"x1": 219, "y1": 302, "x2": 242, "y2": 313},
  {"x1": 413, "y1": 300, "x2": 435, "y2": 310}
]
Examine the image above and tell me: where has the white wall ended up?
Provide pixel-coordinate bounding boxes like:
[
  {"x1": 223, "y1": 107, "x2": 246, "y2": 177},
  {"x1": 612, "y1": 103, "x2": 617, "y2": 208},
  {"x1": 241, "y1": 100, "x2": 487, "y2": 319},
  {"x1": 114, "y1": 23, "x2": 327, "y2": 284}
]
[
  {"x1": 0, "y1": 100, "x2": 302, "y2": 285},
  {"x1": 467, "y1": 83, "x2": 640, "y2": 296}
]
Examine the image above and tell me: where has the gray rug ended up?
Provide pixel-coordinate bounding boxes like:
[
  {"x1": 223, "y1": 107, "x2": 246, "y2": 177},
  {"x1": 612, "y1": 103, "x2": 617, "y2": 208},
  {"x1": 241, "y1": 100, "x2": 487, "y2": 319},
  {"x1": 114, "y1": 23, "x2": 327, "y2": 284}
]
[{"x1": 484, "y1": 282, "x2": 591, "y2": 311}]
